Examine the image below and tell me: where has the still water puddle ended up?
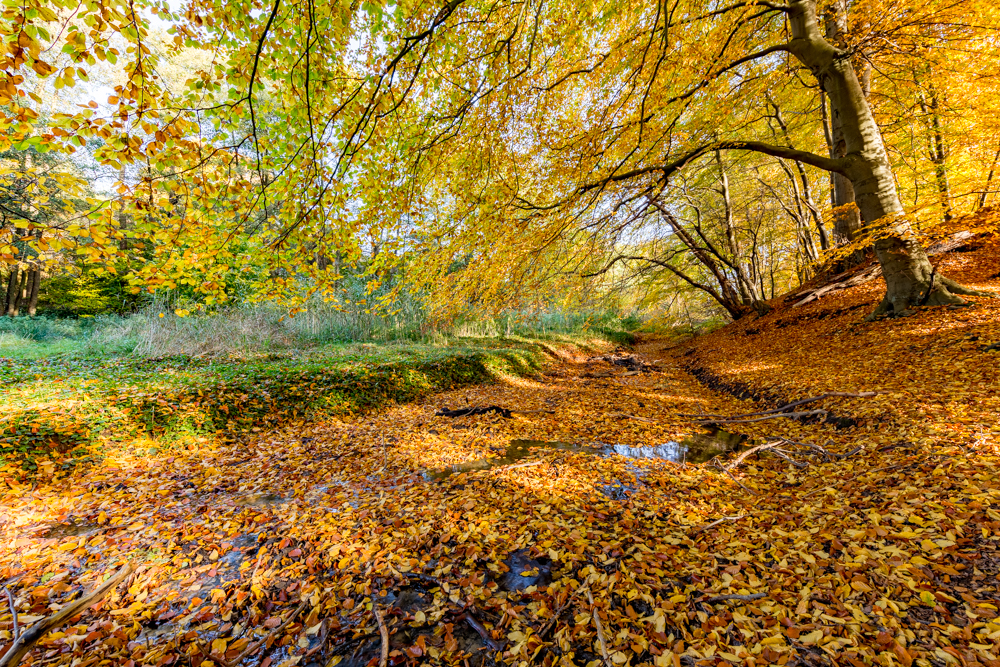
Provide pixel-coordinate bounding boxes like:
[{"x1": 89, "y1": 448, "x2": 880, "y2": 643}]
[
  {"x1": 427, "y1": 429, "x2": 746, "y2": 479},
  {"x1": 605, "y1": 428, "x2": 747, "y2": 464}
]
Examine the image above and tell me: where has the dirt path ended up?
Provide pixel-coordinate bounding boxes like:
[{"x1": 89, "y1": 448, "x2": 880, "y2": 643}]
[{"x1": 2, "y1": 340, "x2": 999, "y2": 667}]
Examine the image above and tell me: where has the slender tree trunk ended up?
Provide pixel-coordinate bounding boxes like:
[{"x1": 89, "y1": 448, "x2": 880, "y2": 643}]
[
  {"x1": 821, "y1": 3, "x2": 867, "y2": 269},
  {"x1": 787, "y1": 0, "x2": 989, "y2": 318},
  {"x1": 716, "y1": 151, "x2": 768, "y2": 312},
  {"x1": 5, "y1": 268, "x2": 19, "y2": 317},
  {"x1": 26, "y1": 268, "x2": 40, "y2": 316},
  {"x1": 9, "y1": 270, "x2": 28, "y2": 317},
  {"x1": 918, "y1": 87, "x2": 953, "y2": 222},
  {"x1": 651, "y1": 201, "x2": 751, "y2": 319},
  {"x1": 768, "y1": 98, "x2": 830, "y2": 251}
]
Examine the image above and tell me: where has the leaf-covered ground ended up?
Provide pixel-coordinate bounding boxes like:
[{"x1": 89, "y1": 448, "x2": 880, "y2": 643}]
[{"x1": 2, "y1": 242, "x2": 1000, "y2": 667}]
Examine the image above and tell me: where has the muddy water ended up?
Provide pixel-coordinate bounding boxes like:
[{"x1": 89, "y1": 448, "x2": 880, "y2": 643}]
[
  {"x1": 426, "y1": 428, "x2": 747, "y2": 479},
  {"x1": 425, "y1": 439, "x2": 600, "y2": 479},
  {"x1": 605, "y1": 427, "x2": 747, "y2": 464}
]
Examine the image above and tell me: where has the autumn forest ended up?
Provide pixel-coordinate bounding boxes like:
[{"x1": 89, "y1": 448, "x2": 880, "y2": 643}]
[{"x1": 1, "y1": 0, "x2": 1000, "y2": 666}]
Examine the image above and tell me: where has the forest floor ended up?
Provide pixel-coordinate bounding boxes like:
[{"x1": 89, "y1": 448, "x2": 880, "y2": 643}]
[{"x1": 2, "y1": 237, "x2": 1000, "y2": 667}]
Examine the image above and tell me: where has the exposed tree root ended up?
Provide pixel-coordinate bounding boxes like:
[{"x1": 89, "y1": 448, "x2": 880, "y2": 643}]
[{"x1": 867, "y1": 275, "x2": 994, "y2": 320}]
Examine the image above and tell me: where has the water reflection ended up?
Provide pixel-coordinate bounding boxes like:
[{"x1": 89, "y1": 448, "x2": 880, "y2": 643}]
[{"x1": 427, "y1": 428, "x2": 746, "y2": 479}]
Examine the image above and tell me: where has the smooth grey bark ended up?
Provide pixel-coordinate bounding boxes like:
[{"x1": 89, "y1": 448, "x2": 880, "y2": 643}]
[
  {"x1": 786, "y1": 0, "x2": 988, "y2": 318},
  {"x1": 822, "y1": 3, "x2": 865, "y2": 266}
]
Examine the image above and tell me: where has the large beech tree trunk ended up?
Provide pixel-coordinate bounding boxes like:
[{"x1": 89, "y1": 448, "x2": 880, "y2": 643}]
[{"x1": 787, "y1": 0, "x2": 988, "y2": 318}]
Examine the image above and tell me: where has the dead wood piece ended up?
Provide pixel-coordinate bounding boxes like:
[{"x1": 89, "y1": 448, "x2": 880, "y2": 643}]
[
  {"x1": 436, "y1": 406, "x2": 511, "y2": 418},
  {"x1": 714, "y1": 461, "x2": 758, "y2": 496},
  {"x1": 586, "y1": 588, "x2": 611, "y2": 666},
  {"x1": 690, "y1": 515, "x2": 745, "y2": 535},
  {"x1": 681, "y1": 391, "x2": 877, "y2": 421},
  {"x1": 926, "y1": 230, "x2": 974, "y2": 255},
  {"x1": 725, "y1": 441, "x2": 785, "y2": 471},
  {"x1": 768, "y1": 448, "x2": 808, "y2": 468},
  {"x1": 791, "y1": 266, "x2": 881, "y2": 307},
  {"x1": 0, "y1": 564, "x2": 132, "y2": 667},
  {"x1": 606, "y1": 412, "x2": 656, "y2": 423},
  {"x1": 538, "y1": 582, "x2": 589, "y2": 640},
  {"x1": 373, "y1": 606, "x2": 389, "y2": 667},
  {"x1": 221, "y1": 600, "x2": 308, "y2": 667},
  {"x1": 457, "y1": 611, "x2": 501, "y2": 651},
  {"x1": 697, "y1": 409, "x2": 827, "y2": 425},
  {"x1": 704, "y1": 592, "x2": 766, "y2": 604}
]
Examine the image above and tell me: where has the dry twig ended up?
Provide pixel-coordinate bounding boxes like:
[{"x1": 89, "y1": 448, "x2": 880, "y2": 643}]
[
  {"x1": 704, "y1": 592, "x2": 766, "y2": 603},
  {"x1": 458, "y1": 611, "x2": 501, "y2": 651},
  {"x1": 714, "y1": 460, "x2": 757, "y2": 495},
  {"x1": 680, "y1": 392, "x2": 877, "y2": 420},
  {"x1": 586, "y1": 588, "x2": 611, "y2": 666},
  {"x1": 691, "y1": 515, "x2": 746, "y2": 535},
  {"x1": 538, "y1": 582, "x2": 589, "y2": 640},
  {"x1": 373, "y1": 606, "x2": 389, "y2": 667},
  {"x1": 221, "y1": 600, "x2": 308, "y2": 667},
  {"x1": 607, "y1": 412, "x2": 656, "y2": 423},
  {"x1": 697, "y1": 409, "x2": 827, "y2": 425}
]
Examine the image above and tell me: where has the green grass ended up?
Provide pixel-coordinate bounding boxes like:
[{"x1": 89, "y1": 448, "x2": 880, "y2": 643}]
[{"x1": 0, "y1": 332, "x2": 611, "y2": 470}]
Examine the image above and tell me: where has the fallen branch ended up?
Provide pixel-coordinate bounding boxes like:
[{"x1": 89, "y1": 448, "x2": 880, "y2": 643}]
[
  {"x1": 373, "y1": 606, "x2": 388, "y2": 667},
  {"x1": 606, "y1": 412, "x2": 656, "y2": 423},
  {"x1": 680, "y1": 392, "x2": 877, "y2": 420},
  {"x1": 586, "y1": 588, "x2": 611, "y2": 667},
  {"x1": 436, "y1": 406, "x2": 511, "y2": 418},
  {"x1": 697, "y1": 409, "x2": 827, "y2": 425},
  {"x1": 0, "y1": 564, "x2": 132, "y2": 667},
  {"x1": 704, "y1": 592, "x2": 766, "y2": 604},
  {"x1": 690, "y1": 515, "x2": 745, "y2": 535},
  {"x1": 538, "y1": 582, "x2": 589, "y2": 640},
  {"x1": 714, "y1": 461, "x2": 757, "y2": 495},
  {"x1": 724, "y1": 441, "x2": 785, "y2": 471},
  {"x1": 767, "y1": 447, "x2": 808, "y2": 468},
  {"x1": 221, "y1": 600, "x2": 308, "y2": 667},
  {"x1": 457, "y1": 611, "x2": 501, "y2": 651},
  {"x1": 4, "y1": 586, "x2": 18, "y2": 641}
]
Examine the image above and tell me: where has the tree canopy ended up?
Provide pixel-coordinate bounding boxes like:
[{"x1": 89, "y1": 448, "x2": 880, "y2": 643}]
[{"x1": 2, "y1": 0, "x2": 999, "y2": 319}]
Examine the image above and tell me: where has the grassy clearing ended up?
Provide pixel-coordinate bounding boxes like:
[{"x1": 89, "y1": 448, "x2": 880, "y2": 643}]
[{"x1": 0, "y1": 328, "x2": 619, "y2": 472}]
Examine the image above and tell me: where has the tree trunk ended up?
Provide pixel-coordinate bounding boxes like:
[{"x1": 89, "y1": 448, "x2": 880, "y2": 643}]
[
  {"x1": 917, "y1": 86, "x2": 953, "y2": 223},
  {"x1": 9, "y1": 269, "x2": 28, "y2": 317},
  {"x1": 27, "y1": 268, "x2": 40, "y2": 316},
  {"x1": 716, "y1": 151, "x2": 769, "y2": 314},
  {"x1": 650, "y1": 201, "x2": 753, "y2": 320},
  {"x1": 980, "y1": 145, "x2": 1000, "y2": 209},
  {"x1": 787, "y1": 0, "x2": 989, "y2": 318},
  {"x1": 5, "y1": 268, "x2": 19, "y2": 317},
  {"x1": 822, "y1": 3, "x2": 865, "y2": 267}
]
